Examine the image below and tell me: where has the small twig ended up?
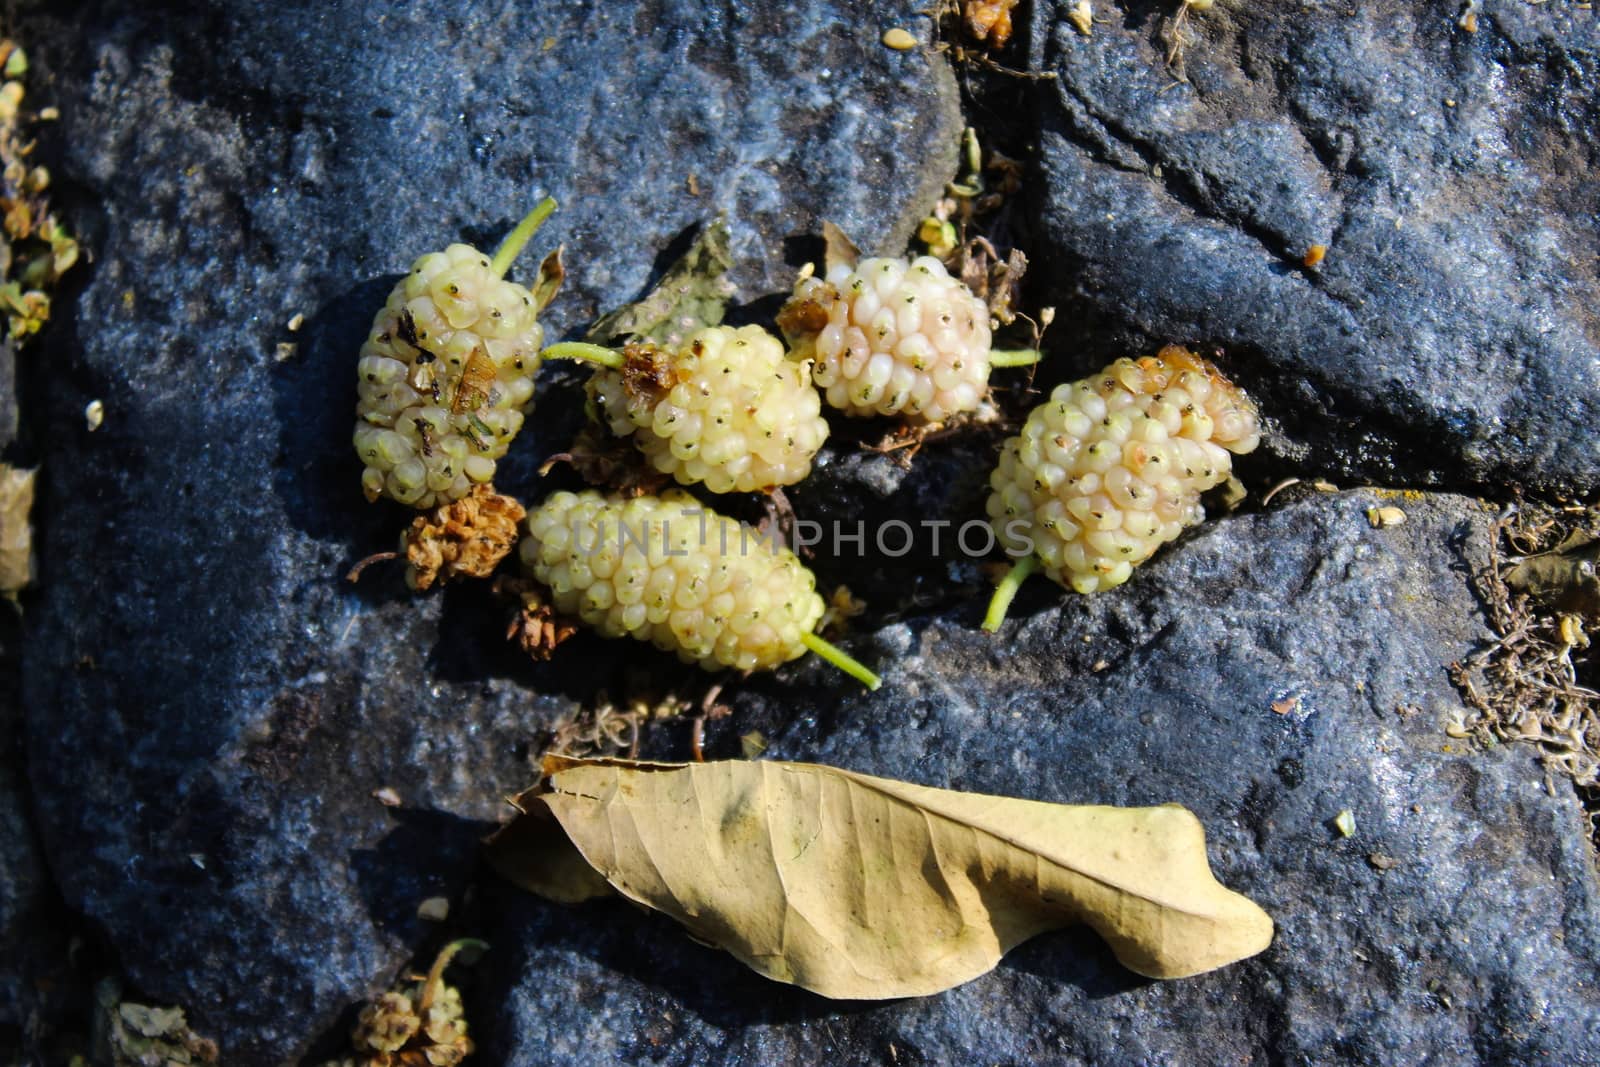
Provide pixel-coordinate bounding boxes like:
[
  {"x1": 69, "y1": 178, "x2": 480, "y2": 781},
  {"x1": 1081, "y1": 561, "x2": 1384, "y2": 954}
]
[
  {"x1": 1260, "y1": 478, "x2": 1301, "y2": 507},
  {"x1": 537, "y1": 452, "x2": 574, "y2": 476},
  {"x1": 864, "y1": 423, "x2": 964, "y2": 468},
  {"x1": 764, "y1": 487, "x2": 797, "y2": 554},
  {"x1": 346, "y1": 551, "x2": 399, "y2": 583}
]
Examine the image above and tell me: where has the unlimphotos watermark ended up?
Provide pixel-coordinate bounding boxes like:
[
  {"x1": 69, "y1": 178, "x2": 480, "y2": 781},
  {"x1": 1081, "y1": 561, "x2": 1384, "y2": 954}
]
[{"x1": 546, "y1": 506, "x2": 1035, "y2": 560}]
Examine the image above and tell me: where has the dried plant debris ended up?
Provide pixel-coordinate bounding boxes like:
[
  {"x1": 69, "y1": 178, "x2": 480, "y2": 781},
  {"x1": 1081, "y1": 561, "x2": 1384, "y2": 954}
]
[
  {"x1": 0, "y1": 39, "x2": 79, "y2": 343},
  {"x1": 963, "y1": 0, "x2": 1019, "y2": 49},
  {"x1": 323, "y1": 940, "x2": 484, "y2": 1067},
  {"x1": 0, "y1": 463, "x2": 34, "y2": 597},
  {"x1": 537, "y1": 422, "x2": 671, "y2": 497},
  {"x1": 586, "y1": 219, "x2": 735, "y2": 349},
  {"x1": 919, "y1": 129, "x2": 1034, "y2": 328},
  {"x1": 347, "y1": 486, "x2": 527, "y2": 591},
  {"x1": 399, "y1": 485, "x2": 526, "y2": 590},
  {"x1": 1504, "y1": 529, "x2": 1600, "y2": 619},
  {"x1": 820, "y1": 218, "x2": 860, "y2": 275},
  {"x1": 1164, "y1": 0, "x2": 1217, "y2": 78},
  {"x1": 488, "y1": 795, "x2": 617, "y2": 905},
  {"x1": 93, "y1": 979, "x2": 219, "y2": 1066},
  {"x1": 819, "y1": 584, "x2": 868, "y2": 636},
  {"x1": 1451, "y1": 501, "x2": 1599, "y2": 819},
  {"x1": 538, "y1": 689, "x2": 691, "y2": 762},
  {"x1": 490, "y1": 756, "x2": 1274, "y2": 997},
  {"x1": 1067, "y1": 0, "x2": 1095, "y2": 36},
  {"x1": 493, "y1": 575, "x2": 580, "y2": 661},
  {"x1": 958, "y1": 237, "x2": 1028, "y2": 327},
  {"x1": 926, "y1": 0, "x2": 1021, "y2": 54}
]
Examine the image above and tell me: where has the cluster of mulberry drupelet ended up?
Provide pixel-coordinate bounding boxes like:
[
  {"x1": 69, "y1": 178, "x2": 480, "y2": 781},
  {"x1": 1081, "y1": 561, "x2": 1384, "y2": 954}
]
[
  {"x1": 354, "y1": 200, "x2": 557, "y2": 508},
  {"x1": 778, "y1": 255, "x2": 1037, "y2": 423},
  {"x1": 522, "y1": 492, "x2": 826, "y2": 671},
  {"x1": 982, "y1": 346, "x2": 1261, "y2": 628},
  {"x1": 547, "y1": 324, "x2": 829, "y2": 494},
  {"x1": 517, "y1": 489, "x2": 877, "y2": 687},
  {"x1": 351, "y1": 214, "x2": 1262, "y2": 684}
]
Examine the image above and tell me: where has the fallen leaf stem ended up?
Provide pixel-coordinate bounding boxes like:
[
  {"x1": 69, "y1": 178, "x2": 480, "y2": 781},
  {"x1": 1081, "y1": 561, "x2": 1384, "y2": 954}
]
[
  {"x1": 983, "y1": 554, "x2": 1039, "y2": 632},
  {"x1": 541, "y1": 341, "x2": 627, "y2": 369},
  {"x1": 490, "y1": 197, "x2": 558, "y2": 280},
  {"x1": 801, "y1": 632, "x2": 882, "y2": 690},
  {"x1": 988, "y1": 348, "x2": 1043, "y2": 368}
]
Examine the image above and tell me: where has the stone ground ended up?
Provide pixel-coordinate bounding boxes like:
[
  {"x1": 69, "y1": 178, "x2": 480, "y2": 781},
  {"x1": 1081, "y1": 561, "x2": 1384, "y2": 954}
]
[{"x1": 1, "y1": 0, "x2": 1597, "y2": 1064}]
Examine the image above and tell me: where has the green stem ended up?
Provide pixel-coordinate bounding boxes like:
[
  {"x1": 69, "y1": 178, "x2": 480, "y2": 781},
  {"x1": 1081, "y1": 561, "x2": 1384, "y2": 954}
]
[
  {"x1": 489, "y1": 197, "x2": 558, "y2": 280},
  {"x1": 541, "y1": 341, "x2": 627, "y2": 370},
  {"x1": 982, "y1": 555, "x2": 1039, "y2": 633},
  {"x1": 801, "y1": 633, "x2": 882, "y2": 691},
  {"x1": 988, "y1": 348, "x2": 1043, "y2": 368}
]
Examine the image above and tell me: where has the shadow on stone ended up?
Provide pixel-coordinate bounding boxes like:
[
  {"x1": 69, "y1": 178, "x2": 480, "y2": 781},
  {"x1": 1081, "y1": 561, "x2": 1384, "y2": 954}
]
[
  {"x1": 294, "y1": 998, "x2": 364, "y2": 1067},
  {"x1": 780, "y1": 232, "x2": 825, "y2": 273},
  {"x1": 349, "y1": 807, "x2": 494, "y2": 943},
  {"x1": 271, "y1": 277, "x2": 405, "y2": 550},
  {"x1": 1001, "y1": 925, "x2": 1150, "y2": 999},
  {"x1": 469, "y1": 868, "x2": 1165, "y2": 1064},
  {"x1": 472, "y1": 872, "x2": 883, "y2": 1045},
  {"x1": 423, "y1": 576, "x2": 709, "y2": 707}
]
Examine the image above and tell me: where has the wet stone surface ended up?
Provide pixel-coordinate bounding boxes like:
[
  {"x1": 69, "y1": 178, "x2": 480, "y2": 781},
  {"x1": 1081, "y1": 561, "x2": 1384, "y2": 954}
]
[
  {"x1": 12, "y1": 0, "x2": 958, "y2": 1061},
  {"x1": 478, "y1": 491, "x2": 1600, "y2": 1066},
  {"x1": 1029, "y1": 0, "x2": 1600, "y2": 495}
]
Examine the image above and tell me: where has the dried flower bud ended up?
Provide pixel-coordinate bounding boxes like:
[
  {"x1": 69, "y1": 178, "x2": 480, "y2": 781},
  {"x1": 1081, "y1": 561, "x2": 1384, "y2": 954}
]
[{"x1": 400, "y1": 485, "x2": 527, "y2": 590}]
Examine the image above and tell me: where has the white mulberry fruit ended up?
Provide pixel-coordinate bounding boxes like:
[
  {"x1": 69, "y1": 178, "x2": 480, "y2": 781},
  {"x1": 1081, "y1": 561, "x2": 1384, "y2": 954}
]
[
  {"x1": 547, "y1": 325, "x2": 828, "y2": 494},
  {"x1": 354, "y1": 200, "x2": 558, "y2": 508},
  {"x1": 779, "y1": 256, "x2": 1003, "y2": 423},
  {"x1": 519, "y1": 490, "x2": 878, "y2": 686},
  {"x1": 985, "y1": 347, "x2": 1261, "y2": 611}
]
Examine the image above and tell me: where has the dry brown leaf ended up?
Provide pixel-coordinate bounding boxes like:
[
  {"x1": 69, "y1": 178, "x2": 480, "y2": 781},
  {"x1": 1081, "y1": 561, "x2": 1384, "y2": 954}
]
[
  {"x1": 0, "y1": 464, "x2": 34, "y2": 596},
  {"x1": 487, "y1": 795, "x2": 615, "y2": 904},
  {"x1": 1506, "y1": 530, "x2": 1600, "y2": 618},
  {"x1": 820, "y1": 219, "x2": 861, "y2": 275},
  {"x1": 586, "y1": 219, "x2": 734, "y2": 349},
  {"x1": 530, "y1": 244, "x2": 565, "y2": 315},
  {"x1": 490, "y1": 756, "x2": 1273, "y2": 996}
]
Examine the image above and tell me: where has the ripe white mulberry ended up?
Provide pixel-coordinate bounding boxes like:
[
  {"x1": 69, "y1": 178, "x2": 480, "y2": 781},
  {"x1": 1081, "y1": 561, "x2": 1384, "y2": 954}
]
[
  {"x1": 519, "y1": 490, "x2": 878, "y2": 686},
  {"x1": 354, "y1": 200, "x2": 558, "y2": 507},
  {"x1": 779, "y1": 255, "x2": 1023, "y2": 423},
  {"x1": 984, "y1": 347, "x2": 1260, "y2": 619},
  {"x1": 553, "y1": 325, "x2": 828, "y2": 493}
]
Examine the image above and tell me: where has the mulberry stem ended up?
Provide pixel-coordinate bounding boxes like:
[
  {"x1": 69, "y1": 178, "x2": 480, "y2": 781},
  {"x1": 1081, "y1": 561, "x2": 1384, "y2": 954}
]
[
  {"x1": 419, "y1": 938, "x2": 490, "y2": 1013},
  {"x1": 541, "y1": 341, "x2": 627, "y2": 370},
  {"x1": 988, "y1": 349, "x2": 1043, "y2": 368},
  {"x1": 489, "y1": 197, "x2": 557, "y2": 280},
  {"x1": 801, "y1": 632, "x2": 882, "y2": 690},
  {"x1": 982, "y1": 554, "x2": 1039, "y2": 632}
]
